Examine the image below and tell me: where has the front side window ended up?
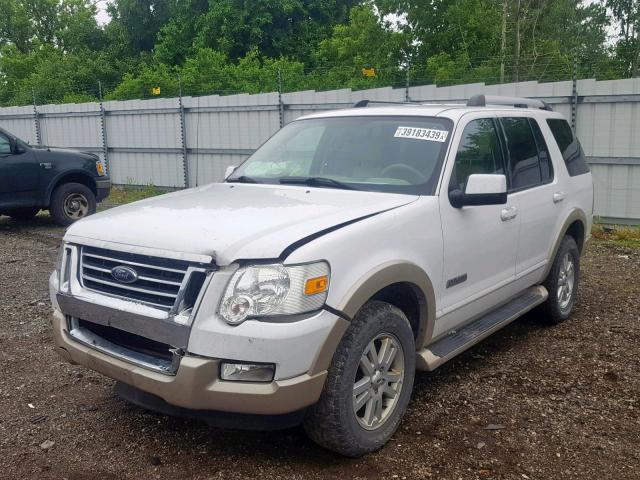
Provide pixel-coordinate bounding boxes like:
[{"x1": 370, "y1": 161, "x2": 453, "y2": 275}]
[
  {"x1": 228, "y1": 116, "x2": 453, "y2": 194},
  {"x1": 450, "y1": 118, "x2": 505, "y2": 191},
  {"x1": 0, "y1": 134, "x2": 11, "y2": 155},
  {"x1": 546, "y1": 118, "x2": 590, "y2": 177},
  {"x1": 501, "y1": 117, "x2": 542, "y2": 191}
]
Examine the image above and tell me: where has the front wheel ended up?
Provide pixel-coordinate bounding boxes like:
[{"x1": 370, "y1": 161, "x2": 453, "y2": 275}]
[
  {"x1": 49, "y1": 182, "x2": 96, "y2": 226},
  {"x1": 540, "y1": 235, "x2": 580, "y2": 324},
  {"x1": 304, "y1": 301, "x2": 415, "y2": 457}
]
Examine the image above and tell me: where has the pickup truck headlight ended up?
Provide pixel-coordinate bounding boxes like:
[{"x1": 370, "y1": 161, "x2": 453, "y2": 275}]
[
  {"x1": 219, "y1": 262, "x2": 330, "y2": 325},
  {"x1": 96, "y1": 161, "x2": 105, "y2": 176}
]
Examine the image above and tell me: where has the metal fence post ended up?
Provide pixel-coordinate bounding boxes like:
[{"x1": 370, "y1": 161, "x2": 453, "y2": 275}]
[
  {"x1": 277, "y1": 68, "x2": 284, "y2": 128},
  {"x1": 405, "y1": 67, "x2": 410, "y2": 102},
  {"x1": 32, "y1": 88, "x2": 42, "y2": 146},
  {"x1": 178, "y1": 76, "x2": 190, "y2": 188},
  {"x1": 98, "y1": 81, "x2": 110, "y2": 174},
  {"x1": 571, "y1": 53, "x2": 578, "y2": 131}
]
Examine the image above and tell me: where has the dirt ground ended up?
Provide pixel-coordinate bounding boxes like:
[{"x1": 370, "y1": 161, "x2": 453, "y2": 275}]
[{"x1": 1, "y1": 215, "x2": 638, "y2": 480}]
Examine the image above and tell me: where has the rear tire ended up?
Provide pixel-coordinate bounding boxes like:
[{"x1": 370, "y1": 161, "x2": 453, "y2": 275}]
[
  {"x1": 539, "y1": 235, "x2": 580, "y2": 324},
  {"x1": 303, "y1": 301, "x2": 415, "y2": 457},
  {"x1": 7, "y1": 207, "x2": 40, "y2": 220},
  {"x1": 50, "y1": 182, "x2": 96, "y2": 226}
]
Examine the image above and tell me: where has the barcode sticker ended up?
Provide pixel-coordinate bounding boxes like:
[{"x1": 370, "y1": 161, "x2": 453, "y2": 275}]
[{"x1": 394, "y1": 126, "x2": 449, "y2": 142}]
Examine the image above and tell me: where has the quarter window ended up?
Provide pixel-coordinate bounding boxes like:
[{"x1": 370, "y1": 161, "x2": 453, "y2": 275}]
[
  {"x1": 501, "y1": 117, "x2": 542, "y2": 190},
  {"x1": 546, "y1": 119, "x2": 590, "y2": 176},
  {"x1": 450, "y1": 118, "x2": 505, "y2": 191}
]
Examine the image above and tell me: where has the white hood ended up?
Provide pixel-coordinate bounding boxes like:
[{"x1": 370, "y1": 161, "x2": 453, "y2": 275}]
[{"x1": 64, "y1": 183, "x2": 416, "y2": 265}]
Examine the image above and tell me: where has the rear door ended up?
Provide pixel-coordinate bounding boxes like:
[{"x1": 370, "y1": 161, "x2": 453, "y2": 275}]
[
  {"x1": 497, "y1": 115, "x2": 557, "y2": 276},
  {"x1": 438, "y1": 114, "x2": 519, "y2": 334},
  {"x1": 0, "y1": 132, "x2": 40, "y2": 208}
]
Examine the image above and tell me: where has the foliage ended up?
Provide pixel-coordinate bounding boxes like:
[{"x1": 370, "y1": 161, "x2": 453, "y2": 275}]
[
  {"x1": 0, "y1": 0, "x2": 637, "y2": 107},
  {"x1": 104, "y1": 184, "x2": 167, "y2": 207}
]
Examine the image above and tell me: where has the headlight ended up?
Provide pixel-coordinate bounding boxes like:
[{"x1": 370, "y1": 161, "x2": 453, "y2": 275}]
[
  {"x1": 219, "y1": 262, "x2": 330, "y2": 325},
  {"x1": 96, "y1": 161, "x2": 105, "y2": 176}
]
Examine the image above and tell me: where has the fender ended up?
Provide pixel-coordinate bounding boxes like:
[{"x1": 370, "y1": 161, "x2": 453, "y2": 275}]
[
  {"x1": 44, "y1": 169, "x2": 97, "y2": 205},
  {"x1": 335, "y1": 261, "x2": 437, "y2": 350},
  {"x1": 542, "y1": 208, "x2": 588, "y2": 279}
]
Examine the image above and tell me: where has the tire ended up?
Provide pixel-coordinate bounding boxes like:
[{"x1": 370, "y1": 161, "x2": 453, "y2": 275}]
[
  {"x1": 6, "y1": 207, "x2": 40, "y2": 220},
  {"x1": 49, "y1": 182, "x2": 96, "y2": 227},
  {"x1": 304, "y1": 301, "x2": 416, "y2": 457},
  {"x1": 539, "y1": 235, "x2": 580, "y2": 324}
]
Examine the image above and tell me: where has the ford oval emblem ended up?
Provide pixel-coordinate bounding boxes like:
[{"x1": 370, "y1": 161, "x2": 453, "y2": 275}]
[{"x1": 111, "y1": 265, "x2": 139, "y2": 284}]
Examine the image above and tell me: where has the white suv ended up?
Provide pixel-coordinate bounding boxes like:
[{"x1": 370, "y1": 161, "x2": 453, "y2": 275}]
[{"x1": 50, "y1": 95, "x2": 593, "y2": 456}]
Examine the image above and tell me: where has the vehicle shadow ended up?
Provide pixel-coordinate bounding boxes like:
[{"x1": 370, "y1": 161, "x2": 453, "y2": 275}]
[
  {"x1": 107, "y1": 309, "x2": 553, "y2": 471},
  {"x1": 0, "y1": 213, "x2": 64, "y2": 234}
]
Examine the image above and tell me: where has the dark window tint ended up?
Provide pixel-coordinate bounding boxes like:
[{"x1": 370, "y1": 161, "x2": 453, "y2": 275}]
[
  {"x1": 529, "y1": 119, "x2": 553, "y2": 183},
  {"x1": 501, "y1": 117, "x2": 542, "y2": 190},
  {"x1": 546, "y1": 119, "x2": 590, "y2": 176},
  {"x1": 0, "y1": 133, "x2": 10, "y2": 154},
  {"x1": 451, "y1": 119, "x2": 504, "y2": 191}
]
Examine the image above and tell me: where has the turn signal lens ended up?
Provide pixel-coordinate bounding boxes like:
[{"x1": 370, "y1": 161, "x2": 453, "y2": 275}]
[
  {"x1": 304, "y1": 275, "x2": 328, "y2": 295},
  {"x1": 96, "y1": 161, "x2": 105, "y2": 176}
]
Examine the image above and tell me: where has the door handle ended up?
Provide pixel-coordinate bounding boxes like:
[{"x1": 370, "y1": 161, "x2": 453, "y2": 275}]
[
  {"x1": 553, "y1": 191, "x2": 565, "y2": 203},
  {"x1": 500, "y1": 206, "x2": 518, "y2": 221}
]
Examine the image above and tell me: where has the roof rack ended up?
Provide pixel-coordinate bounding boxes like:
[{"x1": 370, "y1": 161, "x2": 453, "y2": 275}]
[
  {"x1": 467, "y1": 94, "x2": 553, "y2": 111},
  {"x1": 352, "y1": 99, "x2": 421, "y2": 108}
]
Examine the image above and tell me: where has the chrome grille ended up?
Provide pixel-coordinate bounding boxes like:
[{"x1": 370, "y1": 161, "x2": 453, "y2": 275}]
[{"x1": 80, "y1": 246, "x2": 203, "y2": 310}]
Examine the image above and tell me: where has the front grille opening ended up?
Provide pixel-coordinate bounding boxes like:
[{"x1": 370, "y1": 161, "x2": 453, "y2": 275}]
[
  {"x1": 177, "y1": 271, "x2": 207, "y2": 312},
  {"x1": 78, "y1": 320, "x2": 174, "y2": 362},
  {"x1": 79, "y1": 246, "x2": 211, "y2": 311}
]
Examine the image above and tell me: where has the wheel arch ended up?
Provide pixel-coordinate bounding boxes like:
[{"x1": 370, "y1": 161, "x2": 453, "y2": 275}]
[
  {"x1": 542, "y1": 209, "x2": 588, "y2": 279},
  {"x1": 45, "y1": 171, "x2": 97, "y2": 205},
  {"x1": 336, "y1": 262, "x2": 436, "y2": 350}
]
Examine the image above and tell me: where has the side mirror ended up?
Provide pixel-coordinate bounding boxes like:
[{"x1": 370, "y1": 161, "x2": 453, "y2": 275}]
[
  {"x1": 13, "y1": 140, "x2": 26, "y2": 154},
  {"x1": 224, "y1": 165, "x2": 237, "y2": 180},
  {"x1": 449, "y1": 174, "x2": 507, "y2": 208}
]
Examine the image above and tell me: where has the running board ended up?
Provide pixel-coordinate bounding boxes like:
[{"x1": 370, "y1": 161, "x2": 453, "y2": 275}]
[{"x1": 416, "y1": 286, "x2": 548, "y2": 371}]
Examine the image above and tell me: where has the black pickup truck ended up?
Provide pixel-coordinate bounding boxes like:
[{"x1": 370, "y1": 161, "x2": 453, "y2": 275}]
[{"x1": 0, "y1": 127, "x2": 110, "y2": 226}]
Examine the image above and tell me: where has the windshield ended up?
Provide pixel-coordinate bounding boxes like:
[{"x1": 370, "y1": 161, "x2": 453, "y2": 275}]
[{"x1": 228, "y1": 116, "x2": 453, "y2": 194}]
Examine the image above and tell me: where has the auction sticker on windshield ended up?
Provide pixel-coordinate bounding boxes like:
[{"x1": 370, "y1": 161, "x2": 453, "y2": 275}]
[{"x1": 394, "y1": 126, "x2": 449, "y2": 142}]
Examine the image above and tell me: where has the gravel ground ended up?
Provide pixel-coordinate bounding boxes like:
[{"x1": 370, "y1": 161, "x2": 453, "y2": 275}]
[{"x1": 1, "y1": 215, "x2": 638, "y2": 480}]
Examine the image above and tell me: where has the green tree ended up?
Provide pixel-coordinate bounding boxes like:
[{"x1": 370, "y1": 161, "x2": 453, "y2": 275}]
[
  {"x1": 106, "y1": 0, "x2": 178, "y2": 54},
  {"x1": 314, "y1": 4, "x2": 408, "y2": 90},
  {"x1": 191, "y1": 0, "x2": 357, "y2": 64},
  {"x1": 607, "y1": 0, "x2": 640, "y2": 76}
]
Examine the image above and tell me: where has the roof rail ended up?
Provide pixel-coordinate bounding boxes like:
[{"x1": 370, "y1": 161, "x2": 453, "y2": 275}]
[
  {"x1": 352, "y1": 99, "x2": 421, "y2": 108},
  {"x1": 467, "y1": 94, "x2": 553, "y2": 111}
]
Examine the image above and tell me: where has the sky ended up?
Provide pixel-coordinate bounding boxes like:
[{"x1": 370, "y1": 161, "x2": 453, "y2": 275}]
[{"x1": 95, "y1": 0, "x2": 111, "y2": 26}]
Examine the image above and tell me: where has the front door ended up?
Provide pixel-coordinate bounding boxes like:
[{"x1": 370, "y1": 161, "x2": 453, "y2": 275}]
[
  {"x1": 437, "y1": 115, "x2": 519, "y2": 336},
  {"x1": 0, "y1": 132, "x2": 40, "y2": 208}
]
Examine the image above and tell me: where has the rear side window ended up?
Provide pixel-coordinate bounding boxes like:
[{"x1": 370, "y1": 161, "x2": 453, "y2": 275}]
[
  {"x1": 501, "y1": 117, "x2": 542, "y2": 190},
  {"x1": 546, "y1": 119, "x2": 590, "y2": 176},
  {"x1": 450, "y1": 118, "x2": 505, "y2": 191},
  {"x1": 529, "y1": 119, "x2": 554, "y2": 183}
]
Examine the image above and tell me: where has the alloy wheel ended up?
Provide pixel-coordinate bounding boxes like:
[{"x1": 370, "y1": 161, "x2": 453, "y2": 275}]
[{"x1": 352, "y1": 333, "x2": 405, "y2": 430}]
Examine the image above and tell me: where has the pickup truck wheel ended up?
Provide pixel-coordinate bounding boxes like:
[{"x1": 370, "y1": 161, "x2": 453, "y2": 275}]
[
  {"x1": 540, "y1": 235, "x2": 580, "y2": 324},
  {"x1": 50, "y1": 183, "x2": 96, "y2": 226},
  {"x1": 6, "y1": 207, "x2": 40, "y2": 220},
  {"x1": 303, "y1": 301, "x2": 415, "y2": 457}
]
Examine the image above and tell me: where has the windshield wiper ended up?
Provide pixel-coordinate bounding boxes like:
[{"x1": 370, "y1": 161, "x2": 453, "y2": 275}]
[
  {"x1": 227, "y1": 175, "x2": 260, "y2": 184},
  {"x1": 279, "y1": 176, "x2": 357, "y2": 190}
]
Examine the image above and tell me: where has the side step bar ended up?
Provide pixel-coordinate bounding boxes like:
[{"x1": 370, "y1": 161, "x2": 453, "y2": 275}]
[{"x1": 416, "y1": 286, "x2": 548, "y2": 371}]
